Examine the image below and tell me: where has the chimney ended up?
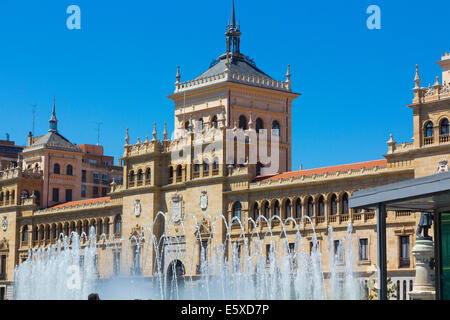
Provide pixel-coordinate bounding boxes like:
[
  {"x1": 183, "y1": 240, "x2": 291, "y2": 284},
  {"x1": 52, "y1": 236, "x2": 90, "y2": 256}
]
[{"x1": 27, "y1": 132, "x2": 33, "y2": 146}]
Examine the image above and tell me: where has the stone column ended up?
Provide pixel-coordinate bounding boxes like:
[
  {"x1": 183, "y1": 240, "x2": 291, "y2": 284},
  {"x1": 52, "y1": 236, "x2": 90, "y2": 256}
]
[{"x1": 409, "y1": 239, "x2": 436, "y2": 300}]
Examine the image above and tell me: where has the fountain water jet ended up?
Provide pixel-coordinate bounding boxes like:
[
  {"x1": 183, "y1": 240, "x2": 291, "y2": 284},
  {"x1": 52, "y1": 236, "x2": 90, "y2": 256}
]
[{"x1": 14, "y1": 213, "x2": 364, "y2": 300}]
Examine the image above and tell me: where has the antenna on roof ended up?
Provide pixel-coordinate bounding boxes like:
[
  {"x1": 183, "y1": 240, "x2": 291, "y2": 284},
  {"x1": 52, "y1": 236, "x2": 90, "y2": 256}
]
[
  {"x1": 94, "y1": 121, "x2": 103, "y2": 146},
  {"x1": 31, "y1": 104, "x2": 38, "y2": 136}
]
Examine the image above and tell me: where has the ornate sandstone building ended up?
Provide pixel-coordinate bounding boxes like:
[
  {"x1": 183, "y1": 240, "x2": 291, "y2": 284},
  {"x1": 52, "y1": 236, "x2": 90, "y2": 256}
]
[{"x1": 1, "y1": 4, "x2": 450, "y2": 300}]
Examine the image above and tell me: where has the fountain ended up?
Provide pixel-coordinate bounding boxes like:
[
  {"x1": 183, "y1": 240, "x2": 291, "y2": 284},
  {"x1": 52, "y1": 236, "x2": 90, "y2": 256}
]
[{"x1": 13, "y1": 213, "x2": 364, "y2": 300}]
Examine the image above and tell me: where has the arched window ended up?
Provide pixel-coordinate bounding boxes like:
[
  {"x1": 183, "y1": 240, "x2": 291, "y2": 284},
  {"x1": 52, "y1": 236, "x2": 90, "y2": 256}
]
[
  {"x1": 425, "y1": 121, "x2": 434, "y2": 137},
  {"x1": 66, "y1": 164, "x2": 73, "y2": 176},
  {"x1": 256, "y1": 118, "x2": 264, "y2": 133},
  {"x1": 272, "y1": 121, "x2": 280, "y2": 136},
  {"x1": 441, "y1": 118, "x2": 449, "y2": 135},
  {"x1": 169, "y1": 167, "x2": 174, "y2": 178},
  {"x1": 307, "y1": 197, "x2": 314, "y2": 216},
  {"x1": 273, "y1": 200, "x2": 280, "y2": 217},
  {"x1": 330, "y1": 194, "x2": 338, "y2": 215},
  {"x1": 137, "y1": 169, "x2": 143, "y2": 181},
  {"x1": 197, "y1": 118, "x2": 204, "y2": 132},
  {"x1": 33, "y1": 226, "x2": 38, "y2": 241},
  {"x1": 146, "y1": 168, "x2": 151, "y2": 181},
  {"x1": 203, "y1": 161, "x2": 209, "y2": 173},
  {"x1": 5, "y1": 191, "x2": 9, "y2": 201},
  {"x1": 184, "y1": 120, "x2": 190, "y2": 132},
  {"x1": 318, "y1": 196, "x2": 325, "y2": 216},
  {"x1": 177, "y1": 165, "x2": 183, "y2": 178},
  {"x1": 285, "y1": 199, "x2": 292, "y2": 218},
  {"x1": 213, "y1": 158, "x2": 219, "y2": 170},
  {"x1": 295, "y1": 198, "x2": 302, "y2": 218},
  {"x1": 264, "y1": 201, "x2": 270, "y2": 219},
  {"x1": 40, "y1": 226, "x2": 44, "y2": 240},
  {"x1": 104, "y1": 219, "x2": 110, "y2": 235},
  {"x1": 114, "y1": 215, "x2": 122, "y2": 234},
  {"x1": 211, "y1": 116, "x2": 218, "y2": 129},
  {"x1": 22, "y1": 225, "x2": 29, "y2": 242},
  {"x1": 77, "y1": 223, "x2": 82, "y2": 236},
  {"x1": 232, "y1": 202, "x2": 242, "y2": 222},
  {"x1": 253, "y1": 203, "x2": 259, "y2": 219},
  {"x1": 65, "y1": 224, "x2": 70, "y2": 236},
  {"x1": 53, "y1": 163, "x2": 60, "y2": 174},
  {"x1": 238, "y1": 115, "x2": 247, "y2": 130},
  {"x1": 194, "y1": 163, "x2": 200, "y2": 173},
  {"x1": 129, "y1": 170, "x2": 135, "y2": 182},
  {"x1": 98, "y1": 220, "x2": 103, "y2": 235},
  {"x1": 341, "y1": 193, "x2": 349, "y2": 214}
]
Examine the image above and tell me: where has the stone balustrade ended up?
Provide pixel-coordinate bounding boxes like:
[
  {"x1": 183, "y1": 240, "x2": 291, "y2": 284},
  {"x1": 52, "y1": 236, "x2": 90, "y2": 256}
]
[{"x1": 175, "y1": 70, "x2": 291, "y2": 93}]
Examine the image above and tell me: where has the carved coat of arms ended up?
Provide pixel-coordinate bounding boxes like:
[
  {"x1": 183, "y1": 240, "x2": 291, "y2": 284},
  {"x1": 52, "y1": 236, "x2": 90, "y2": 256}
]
[
  {"x1": 134, "y1": 199, "x2": 141, "y2": 217},
  {"x1": 438, "y1": 159, "x2": 449, "y2": 173},
  {"x1": 2, "y1": 216, "x2": 7, "y2": 232},
  {"x1": 170, "y1": 194, "x2": 184, "y2": 224},
  {"x1": 200, "y1": 191, "x2": 208, "y2": 211}
]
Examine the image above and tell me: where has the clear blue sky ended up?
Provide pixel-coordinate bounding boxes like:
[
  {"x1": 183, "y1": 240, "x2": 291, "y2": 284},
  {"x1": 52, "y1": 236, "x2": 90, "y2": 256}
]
[{"x1": 0, "y1": 0, "x2": 448, "y2": 169}]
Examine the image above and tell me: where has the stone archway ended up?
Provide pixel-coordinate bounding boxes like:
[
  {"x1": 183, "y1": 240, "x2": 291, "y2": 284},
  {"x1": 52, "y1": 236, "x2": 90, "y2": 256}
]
[{"x1": 166, "y1": 259, "x2": 185, "y2": 300}]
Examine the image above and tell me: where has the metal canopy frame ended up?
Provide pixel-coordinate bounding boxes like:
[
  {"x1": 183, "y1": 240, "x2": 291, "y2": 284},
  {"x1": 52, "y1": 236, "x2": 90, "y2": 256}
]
[{"x1": 349, "y1": 171, "x2": 450, "y2": 300}]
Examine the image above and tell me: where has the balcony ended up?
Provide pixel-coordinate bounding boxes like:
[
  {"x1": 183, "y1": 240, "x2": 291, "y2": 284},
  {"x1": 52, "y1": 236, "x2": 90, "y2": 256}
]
[
  {"x1": 212, "y1": 169, "x2": 219, "y2": 176},
  {"x1": 193, "y1": 172, "x2": 200, "y2": 179},
  {"x1": 176, "y1": 176, "x2": 182, "y2": 183},
  {"x1": 423, "y1": 136, "x2": 434, "y2": 146},
  {"x1": 328, "y1": 215, "x2": 337, "y2": 223},
  {"x1": 316, "y1": 216, "x2": 325, "y2": 224},
  {"x1": 128, "y1": 181, "x2": 135, "y2": 188},
  {"x1": 440, "y1": 134, "x2": 450, "y2": 143},
  {"x1": 137, "y1": 180, "x2": 143, "y2": 187}
]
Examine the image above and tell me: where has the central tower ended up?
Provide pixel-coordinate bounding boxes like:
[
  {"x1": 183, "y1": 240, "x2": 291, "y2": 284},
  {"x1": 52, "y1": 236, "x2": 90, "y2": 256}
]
[{"x1": 168, "y1": 0, "x2": 300, "y2": 175}]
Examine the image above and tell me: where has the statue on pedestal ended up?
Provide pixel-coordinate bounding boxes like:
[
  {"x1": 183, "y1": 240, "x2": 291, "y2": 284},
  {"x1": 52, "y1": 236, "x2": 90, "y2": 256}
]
[{"x1": 416, "y1": 212, "x2": 433, "y2": 240}]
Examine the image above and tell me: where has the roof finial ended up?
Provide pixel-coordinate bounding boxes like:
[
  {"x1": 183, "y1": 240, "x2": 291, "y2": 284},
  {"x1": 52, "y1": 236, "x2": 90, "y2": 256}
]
[
  {"x1": 125, "y1": 128, "x2": 130, "y2": 145},
  {"x1": 176, "y1": 66, "x2": 181, "y2": 84},
  {"x1": 225, "y1": 0, "x2": 241, "y2": 54},
  {"x1": 152, "y1": 122, "x2": 157, "y2": 141},
  {"x1": 49, "y1": 97, "x2": 58, "y2": 132},
  {"x1": 414, "y1": 64, "x2": 421, "y2": 89},
  {"x1": 163, "y1": 122, "x2": 168, "y2": 140}
]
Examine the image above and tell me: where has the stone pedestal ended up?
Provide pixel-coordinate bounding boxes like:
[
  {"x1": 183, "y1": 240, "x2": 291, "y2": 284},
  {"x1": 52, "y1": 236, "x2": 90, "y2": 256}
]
[{"x1": 409, "y1": 239, "x2": 436, "y2": 300}]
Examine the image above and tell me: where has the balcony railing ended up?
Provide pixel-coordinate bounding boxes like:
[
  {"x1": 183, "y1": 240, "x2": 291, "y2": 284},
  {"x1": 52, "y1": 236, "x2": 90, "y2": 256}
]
[
  {"x1": 137, "y1": 180, "x2": 143, "y2": 187},
  {"x1": 128, "y1": 181, "x2": 135, "y2": 188},
  {"x1": 424, "y1": 136, "x2": 434, "y2": 145},
  {"x1": 440, "y1": 134, "x2": 450, "y2": 143},
  {"x1": 212, "y1": 169, "x2": 219, "y2": 176}
]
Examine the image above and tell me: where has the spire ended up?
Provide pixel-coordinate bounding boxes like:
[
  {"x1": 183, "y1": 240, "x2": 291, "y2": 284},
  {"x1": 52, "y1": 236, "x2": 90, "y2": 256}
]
[
  {"x1": 414, "y1": 64, "x2": 421, "y2": 89},
  {"x1": 49, "y1": 97, "x2": 58, "y2": 132},
  {"x1": 231, "y1": 0, "x2": 236, "y2": 28},
  {"x1": 225, "y1": 0, "x2": 241, "y2": 54}
]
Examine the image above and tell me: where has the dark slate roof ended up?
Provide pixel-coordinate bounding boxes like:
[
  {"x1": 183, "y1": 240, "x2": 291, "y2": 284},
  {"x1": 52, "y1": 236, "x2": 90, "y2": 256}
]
[
  {"x1": 194, "y1": 54, "x2": 273, "y2": 80},
  {"x1": 24, "y1": 131, "x2": 81, "y2": 153}
]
